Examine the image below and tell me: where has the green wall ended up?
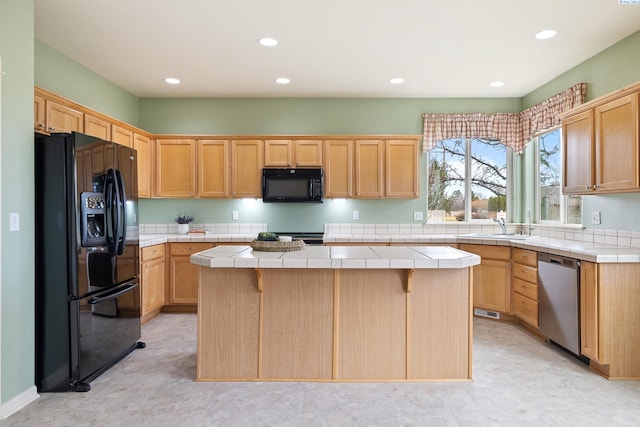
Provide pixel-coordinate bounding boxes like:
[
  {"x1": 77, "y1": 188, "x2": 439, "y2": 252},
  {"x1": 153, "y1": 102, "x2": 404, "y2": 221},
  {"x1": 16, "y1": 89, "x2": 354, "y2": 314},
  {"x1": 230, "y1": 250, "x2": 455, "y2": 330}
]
[
  {"x1": 35, "y1": 40, "x2": 140, "y2": 126},
  {"x1": 1, "y1": 0, "x2": 35, "y2": 405}
]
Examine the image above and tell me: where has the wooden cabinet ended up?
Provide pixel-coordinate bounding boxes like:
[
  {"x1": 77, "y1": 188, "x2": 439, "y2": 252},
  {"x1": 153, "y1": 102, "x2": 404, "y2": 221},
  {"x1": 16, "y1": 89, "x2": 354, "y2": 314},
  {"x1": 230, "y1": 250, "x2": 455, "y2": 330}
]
[
  {"x1": 579, "y1": 261, "x2": 640, "y2": 379},
  {"x1": 562, "y1": 83, "x2": 640, "y2": 195},
  {"x1": 34, "y1": 94, "x2": 46, "y2": 132},
  {"x1": 580, "y1": 261, "x2": 599, "y2": 361},
  {"x1": 264, "y1": 139, "x2": 322, "y2": 167},
  {"x1": 155, "y1": 139, "x2": 196, "y2": 197},
  {"x1": 168, "y1": 243, "x2": 214, "y2": 304},
  {"x1": 512, "y1": 248, "x2": 539, "y2": 328},
  {"x1": 45, "y1": 100, "x2": 83, "y2": 133},
  {"x1": 385, "y1": 139, "x2": 419, "y2": 198},
  {"x1": 231, "y1": 139, "x2": 263, "y2": 197},
  {"x1": 594, "y1": 94, "x2": 639, "y2": 192},
  {"x1": 459, "y1": 244, "x2": 511, "y2": 313},
  {"x1": 264, "y1": 140, "x2": 292, "y2": 166},
  {"x1": 133, "y1": 133, "x2": 152, "y2": 198},
  {"x1": 84, "y1": 114, "x2": 111, "y2": 140},
  {"x1": 562, "y1": 110, "x2": 594, "y2": 193},
  {"x1": 355, "y1": 139, "x2": 384, "y2": 198},
  {"x1": 112, "y1": 124, "x2": 134, "y2": 148},
  {"x1": 198, "y1": 139, "x2": 230, "y2": 198},
  {"x1": 324, "y1": 139, "x2": 354, "y2": 198},
  {"x1": 329, "y1": 137, "x2": 419, "y2": 199},
  {"x1": 141, "y1": 244, "x2": 165, "y2": 322}
]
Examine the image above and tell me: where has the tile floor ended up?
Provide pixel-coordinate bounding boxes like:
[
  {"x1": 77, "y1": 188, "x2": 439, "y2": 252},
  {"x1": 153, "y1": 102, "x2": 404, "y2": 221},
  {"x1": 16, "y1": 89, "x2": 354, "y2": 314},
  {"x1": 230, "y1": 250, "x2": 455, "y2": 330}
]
[{"x1": 5, "y1": 314, "x2": 640, "y2": 426}]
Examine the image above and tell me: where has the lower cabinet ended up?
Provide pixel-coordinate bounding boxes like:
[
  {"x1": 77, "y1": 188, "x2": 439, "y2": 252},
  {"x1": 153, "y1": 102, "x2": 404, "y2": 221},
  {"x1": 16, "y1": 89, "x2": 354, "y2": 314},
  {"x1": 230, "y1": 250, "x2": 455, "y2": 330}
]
[
  {"x1": 168, "y1": 243, "x2": 214, "y2": 304},
  {"x1": 579, "y1": 261, "x2": 640, "y2": 379},
  {"x1": 512, "y1": 248, "x2": 539, "y2": 328},
  {"x1": 141, "y1": 244, "x2": 165, "y2": 321},
  {"x1": 459, "y1": 244, "x2": 511, "y2": 313}
]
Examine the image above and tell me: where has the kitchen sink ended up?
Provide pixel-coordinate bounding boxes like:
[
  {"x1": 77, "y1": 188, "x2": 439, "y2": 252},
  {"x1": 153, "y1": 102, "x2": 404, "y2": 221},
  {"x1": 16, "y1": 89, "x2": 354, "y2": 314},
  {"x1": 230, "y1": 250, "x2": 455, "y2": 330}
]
[{"x1": 456, "y1": 233, "x2": 535, "y2": 240}]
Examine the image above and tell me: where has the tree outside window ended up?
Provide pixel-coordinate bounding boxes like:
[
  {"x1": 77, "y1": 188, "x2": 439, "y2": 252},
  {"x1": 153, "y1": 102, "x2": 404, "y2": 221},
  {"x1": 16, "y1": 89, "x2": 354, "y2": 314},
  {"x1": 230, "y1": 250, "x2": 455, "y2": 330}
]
[
  {"x1": 537, "y1": 128, "x2": 582, "y2": 224},
  {"x1": 428, "y1": 138, "x2": 508, "y2": 222}
]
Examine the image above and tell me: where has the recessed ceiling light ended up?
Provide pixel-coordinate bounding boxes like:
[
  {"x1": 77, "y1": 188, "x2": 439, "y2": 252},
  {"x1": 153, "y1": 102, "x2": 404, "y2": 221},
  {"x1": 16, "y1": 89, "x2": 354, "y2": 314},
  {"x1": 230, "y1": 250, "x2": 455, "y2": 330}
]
[
  {"x1": 258, "y1": 37, "x2": 278, "y2": 47},
  {"x1": 489, "y1": 81, "x2": 504, "y2": 87},
  {"x1": 275, "y1": 77, "x2": 290, "y2": 85},
  {"x1": 535, "y1": 29, "x2": 557, "y2": 40},
  {"x1": 389, "y1": 77, "x2": 404, "y2": 84},
  {"x1": 164, "y1": 77, "x2": 181, "y2": 85}
]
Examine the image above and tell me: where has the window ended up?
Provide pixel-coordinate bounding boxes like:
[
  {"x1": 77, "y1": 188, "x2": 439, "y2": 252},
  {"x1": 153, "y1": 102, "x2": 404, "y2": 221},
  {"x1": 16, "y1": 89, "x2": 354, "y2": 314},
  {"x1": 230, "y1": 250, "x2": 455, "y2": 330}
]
[
  {"x1": 536, "y1": 128, "x2": 582, "y2": 224},
  {"x1": 427, "y1": 138, "x2": 509, "y2": 222}
]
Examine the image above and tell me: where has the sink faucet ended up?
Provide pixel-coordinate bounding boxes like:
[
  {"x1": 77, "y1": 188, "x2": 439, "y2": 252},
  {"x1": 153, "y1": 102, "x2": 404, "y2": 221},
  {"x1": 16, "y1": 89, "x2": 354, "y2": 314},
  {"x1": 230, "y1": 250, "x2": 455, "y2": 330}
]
[
  {"x1": 527, "y1": 211, "x2": 535, "y2": 236},
  {"x1": 493, "y1": 217, "x2": 507, "y2": 234}
]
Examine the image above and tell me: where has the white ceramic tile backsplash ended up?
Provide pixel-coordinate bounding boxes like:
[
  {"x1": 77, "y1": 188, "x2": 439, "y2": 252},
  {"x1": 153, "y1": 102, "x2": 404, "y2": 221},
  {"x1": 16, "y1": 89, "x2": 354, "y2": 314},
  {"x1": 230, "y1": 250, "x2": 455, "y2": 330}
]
[{"x1": 322, "y1": 223, "x2": 640, "y2": 248}]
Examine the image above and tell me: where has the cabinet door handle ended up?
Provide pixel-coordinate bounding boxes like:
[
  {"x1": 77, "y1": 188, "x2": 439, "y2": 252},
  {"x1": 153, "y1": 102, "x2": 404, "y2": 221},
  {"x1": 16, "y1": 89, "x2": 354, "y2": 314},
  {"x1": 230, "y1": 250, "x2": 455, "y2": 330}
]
[{"x1": 48, "y1": 126, "x2": 56, "y2": 131}]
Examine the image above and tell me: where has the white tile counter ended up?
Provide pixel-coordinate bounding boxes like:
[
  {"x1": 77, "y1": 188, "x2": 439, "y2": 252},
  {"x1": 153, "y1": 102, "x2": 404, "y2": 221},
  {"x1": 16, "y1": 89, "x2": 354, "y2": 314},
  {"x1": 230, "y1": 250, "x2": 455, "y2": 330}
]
[{"x1": 190, "y1": 244, "x2": 480, "y2": 269}]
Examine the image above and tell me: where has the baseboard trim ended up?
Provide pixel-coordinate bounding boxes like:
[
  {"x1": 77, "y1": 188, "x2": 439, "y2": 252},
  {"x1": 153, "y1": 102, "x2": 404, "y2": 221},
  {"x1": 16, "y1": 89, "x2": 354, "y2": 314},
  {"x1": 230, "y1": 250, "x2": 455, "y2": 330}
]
[{"x1": 0, "y1": 386, "x2": 39, "y2": 420}]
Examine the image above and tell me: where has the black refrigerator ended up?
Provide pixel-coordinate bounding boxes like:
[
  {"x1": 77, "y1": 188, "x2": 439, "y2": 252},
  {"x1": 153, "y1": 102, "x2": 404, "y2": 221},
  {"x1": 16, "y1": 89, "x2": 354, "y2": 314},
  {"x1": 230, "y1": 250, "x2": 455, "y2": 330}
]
[{"x1": 35, "y1": 132, "x2": 144, "y2": 392}]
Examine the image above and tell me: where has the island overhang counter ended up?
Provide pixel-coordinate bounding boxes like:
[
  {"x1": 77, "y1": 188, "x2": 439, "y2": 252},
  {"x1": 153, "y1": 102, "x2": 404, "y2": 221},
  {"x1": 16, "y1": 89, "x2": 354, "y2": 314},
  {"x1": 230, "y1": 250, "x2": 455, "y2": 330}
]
[{"x1": 191, "y1": 245, "x2": 480, "y2": 382}]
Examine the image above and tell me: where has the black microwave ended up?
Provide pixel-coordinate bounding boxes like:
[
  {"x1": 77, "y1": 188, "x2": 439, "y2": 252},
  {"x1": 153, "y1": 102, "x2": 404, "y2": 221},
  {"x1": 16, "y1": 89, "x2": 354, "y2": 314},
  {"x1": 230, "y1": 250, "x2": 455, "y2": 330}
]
[{"x1": 262, "y1": 168, "x2": 323, "y2": 203}]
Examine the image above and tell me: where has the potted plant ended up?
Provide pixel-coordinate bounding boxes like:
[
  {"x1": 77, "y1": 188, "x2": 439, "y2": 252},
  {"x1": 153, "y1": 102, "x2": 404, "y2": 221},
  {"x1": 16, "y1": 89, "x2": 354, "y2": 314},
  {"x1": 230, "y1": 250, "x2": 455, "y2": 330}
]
[{"x1": 175, "y1": 212, "x2": 194, "y2": 234}]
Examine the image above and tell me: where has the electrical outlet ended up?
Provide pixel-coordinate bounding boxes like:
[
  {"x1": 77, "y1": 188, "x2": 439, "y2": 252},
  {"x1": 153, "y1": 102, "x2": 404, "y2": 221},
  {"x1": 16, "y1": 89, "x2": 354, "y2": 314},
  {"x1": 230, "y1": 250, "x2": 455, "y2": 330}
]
[
  {"x1": 9, "y1": 212, "x2": 19, "y2": 232},
  {"x1": 352, "y1": 211, "x2": 359, "y2": 220},
  {"x1": 591, "y1": 211, "x2": 601, "y2": 225},
  {"x1": 413, "y1": 211, "x2": 424, "y2": 221},
  {"x1": 232, "y1": 210, "x2": 239, "y2": 221}
]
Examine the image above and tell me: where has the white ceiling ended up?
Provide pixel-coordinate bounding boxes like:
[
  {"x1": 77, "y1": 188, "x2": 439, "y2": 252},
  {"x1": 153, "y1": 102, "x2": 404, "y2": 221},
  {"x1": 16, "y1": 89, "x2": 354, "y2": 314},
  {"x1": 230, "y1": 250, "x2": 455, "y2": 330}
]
[{"x1": 34, "y1": 0, "x2": 640, "y2": 98}]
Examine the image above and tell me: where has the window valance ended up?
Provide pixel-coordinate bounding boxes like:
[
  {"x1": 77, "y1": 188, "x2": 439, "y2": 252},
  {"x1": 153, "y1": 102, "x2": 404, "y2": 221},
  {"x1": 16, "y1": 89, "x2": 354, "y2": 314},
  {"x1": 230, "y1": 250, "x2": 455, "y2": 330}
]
[{"x1": 422, "y1": 83, "x2": 587, "y2": 154}]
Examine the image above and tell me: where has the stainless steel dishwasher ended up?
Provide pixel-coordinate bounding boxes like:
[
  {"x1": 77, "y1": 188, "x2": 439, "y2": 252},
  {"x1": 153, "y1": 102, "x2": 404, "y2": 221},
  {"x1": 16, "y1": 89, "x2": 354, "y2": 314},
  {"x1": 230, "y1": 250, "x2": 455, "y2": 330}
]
[{"x1": 537, "y1": 253, "x2": 581, "y2": 356}]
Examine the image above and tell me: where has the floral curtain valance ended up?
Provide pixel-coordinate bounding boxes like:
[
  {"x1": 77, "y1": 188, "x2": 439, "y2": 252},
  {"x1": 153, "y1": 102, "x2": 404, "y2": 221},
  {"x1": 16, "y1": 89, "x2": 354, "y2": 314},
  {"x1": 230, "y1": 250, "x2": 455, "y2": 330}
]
[{"x1": 422, "y1": 83, "x2": 587, "y2": 154}]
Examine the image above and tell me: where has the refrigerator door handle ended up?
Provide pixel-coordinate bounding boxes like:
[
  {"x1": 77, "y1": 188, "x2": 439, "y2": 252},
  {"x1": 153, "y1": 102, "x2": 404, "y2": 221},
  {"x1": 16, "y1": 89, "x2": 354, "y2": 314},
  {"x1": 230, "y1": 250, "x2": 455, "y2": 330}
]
[
  {"x1": 87, "y1": 282, "x2": 138, "y2": 305},
  {"x1": 105, "y1": 168, "x2": 118, "y2": 256},
  {"x1": 115, "y1": 169, "x2": 127, "y2": 256}
]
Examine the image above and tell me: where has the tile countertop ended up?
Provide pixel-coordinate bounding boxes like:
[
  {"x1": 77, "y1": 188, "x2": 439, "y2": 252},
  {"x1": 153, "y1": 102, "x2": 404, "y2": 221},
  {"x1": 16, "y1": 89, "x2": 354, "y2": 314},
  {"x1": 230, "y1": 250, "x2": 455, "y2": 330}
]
[
  {"x1": 140, "y1": 233, "x2": 640, "y2": 263},
  {"x1": 190, "y1": 244, "x2": 481, "y2": 270}
]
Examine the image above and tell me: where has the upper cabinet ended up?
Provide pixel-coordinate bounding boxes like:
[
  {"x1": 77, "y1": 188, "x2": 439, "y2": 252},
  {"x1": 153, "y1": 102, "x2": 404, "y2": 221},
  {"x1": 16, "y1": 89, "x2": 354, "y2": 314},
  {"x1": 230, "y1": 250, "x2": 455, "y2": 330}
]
[
  {"x1": 84, "y1": 114, "x2": 112, "y2": 140},
  {"x1": 355, "y1": 139, "x2": 384, "y2": 198},
  {"x1": 264, "y1": 139, "x2": 322, "y2": 167},
  {"x1": 198, "y1": 139, "x2": 230, "y2": 198},
  {"x1": 112, "y1": 124, "x2": 134, "y2": 148},
  {"x1": 385, "y1": 139, "x2": 419, "y2": 198},
  {"x1": 231, "y1": 139, "x2": 263, "y2": 197},
  {"x1": 561, "y1": 82, "x2": 640, "y2": 195},
  {"x1": 323, "y1": 137, "x2": 419, "y2": 199},
  {"x1": 155, "y1": 139, "x2": 197, "y2": 197},
  {"x1": 324, "y1": 139, "x2": 354, "y2": 198},
  {"x1": 33, "y1": 95, "x2": 84, "y2": 133},
  {"x1": 134, "y1": 133, "x2": 152, "y2": 199}
]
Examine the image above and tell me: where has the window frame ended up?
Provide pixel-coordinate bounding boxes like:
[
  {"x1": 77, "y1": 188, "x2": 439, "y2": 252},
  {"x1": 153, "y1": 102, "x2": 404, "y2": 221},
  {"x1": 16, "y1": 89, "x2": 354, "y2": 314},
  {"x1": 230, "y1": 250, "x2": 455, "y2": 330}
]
[
  {"x1": 427, "y1": 138, "x2": 513, "y2": 223},
  {"x1": 534, "y1": 126, "x2": 582, "y2": 225}
]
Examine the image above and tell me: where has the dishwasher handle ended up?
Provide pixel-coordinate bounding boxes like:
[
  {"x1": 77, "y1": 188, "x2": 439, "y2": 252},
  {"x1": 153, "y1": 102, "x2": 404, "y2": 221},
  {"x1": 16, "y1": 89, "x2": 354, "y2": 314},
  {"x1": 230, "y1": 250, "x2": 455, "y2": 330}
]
[{"x1": 538, "y1": 252, "x2": 580, "y2": 269}]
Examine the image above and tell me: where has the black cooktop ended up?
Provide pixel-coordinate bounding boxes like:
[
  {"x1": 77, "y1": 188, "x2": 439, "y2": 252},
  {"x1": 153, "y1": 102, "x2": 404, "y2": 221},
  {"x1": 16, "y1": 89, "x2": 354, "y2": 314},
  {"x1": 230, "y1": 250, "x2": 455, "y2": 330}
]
[{"x1": 274, "y1": 232, "x2": 324, "y2": 244}]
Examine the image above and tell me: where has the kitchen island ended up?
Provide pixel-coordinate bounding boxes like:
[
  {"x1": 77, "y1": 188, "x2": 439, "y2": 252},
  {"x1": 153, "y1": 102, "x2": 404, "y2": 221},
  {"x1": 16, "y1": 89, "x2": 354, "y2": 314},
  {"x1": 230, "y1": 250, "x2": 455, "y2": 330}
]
[{"x1": 191, "y1": 245, "x2": 480, "y2": 382}]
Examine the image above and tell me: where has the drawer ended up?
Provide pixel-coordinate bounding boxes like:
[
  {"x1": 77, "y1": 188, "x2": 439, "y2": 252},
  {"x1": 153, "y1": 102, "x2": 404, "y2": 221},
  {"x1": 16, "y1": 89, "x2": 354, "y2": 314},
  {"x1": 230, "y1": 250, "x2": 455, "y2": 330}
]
[
  {"x1": 459, "y1": 244, "x2": 511, "y2": 260},
  {"x1": 513, "y1": 292, "x2": 538, "y2": 328},
  {"x1": 169, "y1": 242, "x2": 213, "y2": 256},
  {"x1": 512, "y1": 248, "x2": 537, "y2": 268},
  {"x1": 513, "y1": 277, "x2": 538, "y2": 301},
  {"x1": 513, "y1": 262, "x2": 537, "y2": 283},
  {"x1": 141, "y1": 244, "x2": 165, "y2": 262}
]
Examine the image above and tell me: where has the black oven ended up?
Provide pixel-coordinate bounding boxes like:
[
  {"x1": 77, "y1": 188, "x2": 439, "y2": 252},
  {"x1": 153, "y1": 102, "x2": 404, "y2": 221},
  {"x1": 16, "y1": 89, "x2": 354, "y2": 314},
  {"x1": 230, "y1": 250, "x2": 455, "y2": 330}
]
[{"x1": 262, "y1": 168, "x2": 323, "y2": 203}]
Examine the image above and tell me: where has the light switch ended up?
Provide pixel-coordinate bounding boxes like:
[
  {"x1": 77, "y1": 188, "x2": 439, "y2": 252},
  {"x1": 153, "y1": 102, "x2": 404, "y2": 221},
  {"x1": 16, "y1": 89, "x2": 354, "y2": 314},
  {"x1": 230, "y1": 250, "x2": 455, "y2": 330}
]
[
  {"x1": 352, "y1": 211, "x2": 359, "y2": 220},
  {"x1": 9, "y1": 212, "x2": 19, "y2": 232},
  {"x1": 232, "y1": 210, "x2": 239, "y2": 221},
  {"x1": 413, "y1": 211, "x2": 424, "y2": 221}
]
